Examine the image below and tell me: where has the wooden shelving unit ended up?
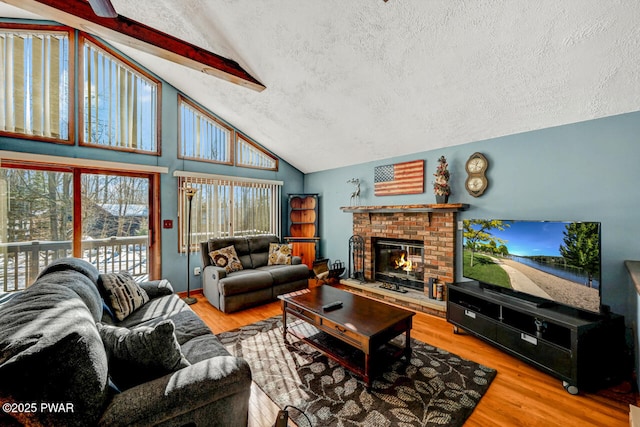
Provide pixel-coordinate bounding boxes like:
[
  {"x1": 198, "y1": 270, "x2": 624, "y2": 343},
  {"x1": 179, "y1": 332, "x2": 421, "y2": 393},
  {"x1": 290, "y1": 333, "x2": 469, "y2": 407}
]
[{"x1": 285, "y1": 194, "x2": 319, "y2": 269}]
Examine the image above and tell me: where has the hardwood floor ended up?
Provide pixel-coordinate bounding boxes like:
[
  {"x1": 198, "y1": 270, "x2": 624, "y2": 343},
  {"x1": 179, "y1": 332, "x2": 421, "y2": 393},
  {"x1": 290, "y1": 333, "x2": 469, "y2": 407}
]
[{"x1": 189, "y1": 286, "x2": 632, "y2": 427}]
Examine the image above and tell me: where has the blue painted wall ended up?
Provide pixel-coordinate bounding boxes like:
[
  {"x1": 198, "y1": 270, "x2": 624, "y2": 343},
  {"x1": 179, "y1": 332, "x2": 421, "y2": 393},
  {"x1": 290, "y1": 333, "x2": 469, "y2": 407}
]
[{"x1": 304, "y1": 111, "x2": 640, "y2": 322}]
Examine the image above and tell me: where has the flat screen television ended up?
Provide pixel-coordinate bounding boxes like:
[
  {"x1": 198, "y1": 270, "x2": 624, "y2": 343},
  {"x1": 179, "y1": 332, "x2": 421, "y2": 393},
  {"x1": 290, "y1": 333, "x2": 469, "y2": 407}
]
[{"x1": 462, "y1": 219, "x2": 602, "y2": 313}]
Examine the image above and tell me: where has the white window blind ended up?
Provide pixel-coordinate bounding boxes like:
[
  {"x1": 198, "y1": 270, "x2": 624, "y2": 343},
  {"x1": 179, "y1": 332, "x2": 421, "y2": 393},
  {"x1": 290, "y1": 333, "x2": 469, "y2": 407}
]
[
  {"x1": 177, "y1": 173, "x2": 282, "y2": 252},
  {"x1": 236, "y1": 133, "x2": 278, "y2": 170},
  {"x1": 0, "y1": 28, "x2": 70, "y2": 140},
  {"x1": 83, "y1": 38, "x2": 158, "y2": 152},
  {"x1": 179, "y1": 96, "x2": 232, "y2": 164}
]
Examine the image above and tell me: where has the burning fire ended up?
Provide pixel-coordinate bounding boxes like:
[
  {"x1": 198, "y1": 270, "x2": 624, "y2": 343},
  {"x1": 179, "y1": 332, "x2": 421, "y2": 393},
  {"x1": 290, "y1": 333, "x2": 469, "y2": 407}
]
[{"x1": 394, "y1": 253, "x2": 413, "y2": 272}]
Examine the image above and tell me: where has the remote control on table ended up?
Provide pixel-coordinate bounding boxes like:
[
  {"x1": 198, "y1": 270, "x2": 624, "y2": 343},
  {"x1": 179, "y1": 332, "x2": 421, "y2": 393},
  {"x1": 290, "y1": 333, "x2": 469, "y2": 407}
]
[{"x1": 322, "y1": 301, "x2": 343, "y2": 311}]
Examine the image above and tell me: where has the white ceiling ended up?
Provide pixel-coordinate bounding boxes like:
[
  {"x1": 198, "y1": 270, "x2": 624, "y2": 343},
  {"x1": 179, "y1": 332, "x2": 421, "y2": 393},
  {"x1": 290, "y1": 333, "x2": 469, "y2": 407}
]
[{"x1": 2, "y1": 1, "x2": 640, "y2": 173}]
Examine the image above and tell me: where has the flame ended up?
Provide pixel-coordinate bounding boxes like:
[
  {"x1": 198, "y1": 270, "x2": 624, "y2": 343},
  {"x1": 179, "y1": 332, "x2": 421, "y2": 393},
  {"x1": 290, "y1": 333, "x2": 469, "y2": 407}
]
[{"x1": 394, "y1": 253, "x2": 413, "y2": 272}]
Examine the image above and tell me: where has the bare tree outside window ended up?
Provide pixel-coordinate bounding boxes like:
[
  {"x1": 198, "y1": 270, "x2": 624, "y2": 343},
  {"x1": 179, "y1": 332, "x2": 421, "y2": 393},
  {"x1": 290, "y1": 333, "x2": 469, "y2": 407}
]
[
  {"x1": 0, "y1": 167, "x2": 73, "y2": 290},
  {"x1": 0, "y1": 166, "x2": 150, "y2": 291},
  {"x1": 81, "y1": 174, "x2": 149, "y2": 278}
]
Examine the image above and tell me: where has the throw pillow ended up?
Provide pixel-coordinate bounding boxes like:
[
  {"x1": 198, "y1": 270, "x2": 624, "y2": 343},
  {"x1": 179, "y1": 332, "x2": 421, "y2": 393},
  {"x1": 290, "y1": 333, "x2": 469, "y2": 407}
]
[
  {"x1": 268, "y1": 243, "x2": 293, "y2": 265},
  {"x1": 97, "y1": 320, "x2": 190, "y2": 390},
  {"x1": 209, "y1": 245, "x2": 244, "y2": 273},
  {"x1": 99, "y1": 272, "x2": 149, "y2": 321}
]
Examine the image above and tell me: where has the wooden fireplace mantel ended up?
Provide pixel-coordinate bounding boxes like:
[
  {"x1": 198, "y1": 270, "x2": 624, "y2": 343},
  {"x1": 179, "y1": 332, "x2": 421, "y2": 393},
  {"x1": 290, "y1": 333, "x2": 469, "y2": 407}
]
[{"x1": 340, "y1": 203, "x2": 469, "y2": 213}]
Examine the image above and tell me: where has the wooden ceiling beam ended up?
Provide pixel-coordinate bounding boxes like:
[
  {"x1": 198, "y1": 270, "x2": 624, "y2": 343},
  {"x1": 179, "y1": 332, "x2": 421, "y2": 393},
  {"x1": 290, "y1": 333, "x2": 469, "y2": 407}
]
[{"x1": 1, "y1": 0, "x2": 265, "y2": 92}]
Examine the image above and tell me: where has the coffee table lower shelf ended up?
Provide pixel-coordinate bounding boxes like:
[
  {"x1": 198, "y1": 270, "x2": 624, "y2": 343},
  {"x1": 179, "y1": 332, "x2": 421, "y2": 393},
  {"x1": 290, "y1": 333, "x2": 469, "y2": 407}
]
[{"x1": 284, "y1": 319, "x2": 408, "y2": 387}]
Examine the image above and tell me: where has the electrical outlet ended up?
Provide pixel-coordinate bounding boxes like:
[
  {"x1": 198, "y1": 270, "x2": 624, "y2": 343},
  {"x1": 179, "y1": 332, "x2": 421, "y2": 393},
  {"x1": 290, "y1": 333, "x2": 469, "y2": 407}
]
[
  {"x1": 458, "y1": 220, "x2": 463, "y2": 231},
  {"x1": 194, "y1": 267, "x2": 201, "y2": 276}
]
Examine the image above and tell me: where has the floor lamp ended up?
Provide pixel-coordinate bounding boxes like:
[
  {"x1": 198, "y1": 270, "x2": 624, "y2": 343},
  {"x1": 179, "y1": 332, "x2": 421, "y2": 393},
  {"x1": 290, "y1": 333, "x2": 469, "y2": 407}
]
[{"x1": 183, "y1": 186, "x2": 197, "y2": 305}]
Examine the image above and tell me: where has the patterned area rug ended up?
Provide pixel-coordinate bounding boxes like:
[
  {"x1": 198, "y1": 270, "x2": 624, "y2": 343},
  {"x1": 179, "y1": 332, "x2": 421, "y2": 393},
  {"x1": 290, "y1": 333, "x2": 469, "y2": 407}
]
[{"x1": 218, "y1": 316, "x2": 496, "y2": 426}]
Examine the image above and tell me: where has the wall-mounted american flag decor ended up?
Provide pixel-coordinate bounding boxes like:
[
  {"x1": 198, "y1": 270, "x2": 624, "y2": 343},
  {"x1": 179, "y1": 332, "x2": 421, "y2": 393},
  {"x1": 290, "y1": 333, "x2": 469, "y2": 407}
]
[{"x1": 374, "y1": 159, "x2": 424, "y2": 196}]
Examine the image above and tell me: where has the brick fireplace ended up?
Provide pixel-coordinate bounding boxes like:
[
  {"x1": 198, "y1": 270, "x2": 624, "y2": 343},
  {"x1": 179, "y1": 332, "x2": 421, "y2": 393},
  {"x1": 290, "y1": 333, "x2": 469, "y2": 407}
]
[{"x1": 340, "y1": 204, "x2": 468, "y2": 313}]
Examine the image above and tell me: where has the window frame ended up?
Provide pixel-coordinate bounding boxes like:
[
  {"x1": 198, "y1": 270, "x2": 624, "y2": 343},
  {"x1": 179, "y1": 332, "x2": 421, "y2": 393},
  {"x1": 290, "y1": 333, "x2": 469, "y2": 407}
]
[
  {"x1": 176, "y1": 173, "x2": 282, "y2": 253},
  {"x1": 0, "y1": 159, "x2": 162, "y2": 288},
  {"x1": 177, "y1": 94, "x2": 234, "y2": 165},
  {"x1": 78, "y1": 33, "x2": 162, "y2": 155},
  {"x1": 0, "y1": 23, "x2": 75, "y2": 145},
  {"x1": 235, "y1": 131, "x2": 279, "y2": 171}
]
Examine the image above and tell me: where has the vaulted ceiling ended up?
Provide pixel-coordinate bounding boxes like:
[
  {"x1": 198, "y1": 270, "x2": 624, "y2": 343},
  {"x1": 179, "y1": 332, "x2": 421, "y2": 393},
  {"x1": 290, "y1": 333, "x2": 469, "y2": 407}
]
[{"x1": 2, "y1": 1, "x2": 640, "y2": 173}]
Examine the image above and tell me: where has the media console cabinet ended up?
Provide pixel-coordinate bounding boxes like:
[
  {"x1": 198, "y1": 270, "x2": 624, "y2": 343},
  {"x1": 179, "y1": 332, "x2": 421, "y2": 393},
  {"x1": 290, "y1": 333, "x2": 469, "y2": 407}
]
[{"x1": 447, "y1": 281, "x2": 626, "y2": 394}]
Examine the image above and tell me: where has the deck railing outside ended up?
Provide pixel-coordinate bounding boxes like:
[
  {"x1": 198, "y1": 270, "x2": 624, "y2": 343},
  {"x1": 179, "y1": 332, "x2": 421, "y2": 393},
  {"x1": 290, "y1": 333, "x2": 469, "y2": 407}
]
[{"x1": 1, "y1": 236, "x2": 148, "y2": 292}]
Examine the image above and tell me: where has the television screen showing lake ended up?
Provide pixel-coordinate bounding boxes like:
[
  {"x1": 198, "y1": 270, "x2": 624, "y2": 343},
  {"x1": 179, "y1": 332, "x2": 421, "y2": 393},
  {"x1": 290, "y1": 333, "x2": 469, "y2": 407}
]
[{"x1": 462, "y1": 220, "x2": 601, "y2": 313}]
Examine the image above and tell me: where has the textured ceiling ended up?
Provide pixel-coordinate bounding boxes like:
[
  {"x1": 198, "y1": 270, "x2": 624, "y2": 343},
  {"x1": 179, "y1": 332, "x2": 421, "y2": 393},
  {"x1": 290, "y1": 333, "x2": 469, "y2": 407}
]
[{"x1": 2, "y1": 1, "x2": 640, "y2": 173}]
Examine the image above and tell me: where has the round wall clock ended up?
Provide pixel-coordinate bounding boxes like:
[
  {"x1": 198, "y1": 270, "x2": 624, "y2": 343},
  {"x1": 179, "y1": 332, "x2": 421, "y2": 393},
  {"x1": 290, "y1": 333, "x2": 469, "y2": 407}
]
[{"x1": 465, "y1": 152, "x2": 489, "y2": 197}]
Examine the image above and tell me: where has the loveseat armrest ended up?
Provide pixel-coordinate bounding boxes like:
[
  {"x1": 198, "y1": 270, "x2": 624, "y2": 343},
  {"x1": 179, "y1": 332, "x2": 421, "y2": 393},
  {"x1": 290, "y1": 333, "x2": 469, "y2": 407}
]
[
  {"x1": 292, "y1": 256, "x2": 303, "y2": 265},
  {"x1": 99, "y1": 356, "x2": 251, "y2": 427},
  {"x1": 202, "y1": 266, "x2": 227, "y2": 310},
  {"x1": 138, "y1": 279, "x2": 174, "y2": 299}
]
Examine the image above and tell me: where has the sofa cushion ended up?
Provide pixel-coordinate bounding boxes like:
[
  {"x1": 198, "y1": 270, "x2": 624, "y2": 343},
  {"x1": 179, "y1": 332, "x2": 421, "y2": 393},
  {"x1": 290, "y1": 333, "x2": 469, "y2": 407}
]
[
  {"x1": 115, "y1": 294, "x2": 186, "y2": 329},
  {"x1": 268, "y1": 243, "x2": 293, "y2": 265},
  {"x1": 100, "y1": 272, "x2": 150, "y2": 321},
  {"x1": 31, "y1": 268, "x2": 105, "y2": 322},
  {"x1": 207, "y1": 237, "x2": 252, "y2": 268},
  {"x1": 169, "y1": 310, "x2": 214, "y2": 345},
  {"x1": 180, "y1": 334, "x2": 231, "y2": 364},
  {"x1": 139, "y1": 278, "x2": 174, "y2": 299},
  {"x1": 219, "y1": 270, "x2": 273, "y2": 296},
  {"x1": 125, "y1": 308, "x2": 212, "y2": 346},
  {"x1": 98, "y1": 320, "x2": 190, "y2": 390},
  {"x1": 257, "y1": 263, "x2": 310, "y2": 286},
  {"x1": 0, "y1": 283, "x2": 109, "y2": 427},
  {"x1": 209, "y1": 245, "x2": 244, "y2": 273},
  {"x1": 34, "y1": 258, "x2": 104, "y2": 322},
  {"x1": 37, "y1": 257, "x2": 100, "y2": 287},
  {"x1": 248, "y1": 234, "x2": 279, "y2": 268}
]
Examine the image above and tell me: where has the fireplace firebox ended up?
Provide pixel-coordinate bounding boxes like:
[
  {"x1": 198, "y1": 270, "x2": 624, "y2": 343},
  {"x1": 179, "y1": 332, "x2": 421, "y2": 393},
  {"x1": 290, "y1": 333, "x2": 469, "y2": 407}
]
[{"x1": 374, "y1": 238, "x2": 424, "y2": 291}]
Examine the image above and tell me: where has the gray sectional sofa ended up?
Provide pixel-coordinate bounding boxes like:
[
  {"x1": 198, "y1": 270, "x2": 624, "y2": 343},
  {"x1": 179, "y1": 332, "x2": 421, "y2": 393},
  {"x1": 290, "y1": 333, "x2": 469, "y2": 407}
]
[
  {"x1": 0, "y1": 258, "x2": 251, "y2": 427},
  {"x1": 200, "y1": 234, "x2": 310, "y2": 313}
]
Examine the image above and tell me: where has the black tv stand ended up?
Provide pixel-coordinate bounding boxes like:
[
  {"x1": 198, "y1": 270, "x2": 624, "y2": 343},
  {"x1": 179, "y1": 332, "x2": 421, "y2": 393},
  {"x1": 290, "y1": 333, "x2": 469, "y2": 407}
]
[{"x1": 447, "y1": 281, "x2": 626, "y2": 394}]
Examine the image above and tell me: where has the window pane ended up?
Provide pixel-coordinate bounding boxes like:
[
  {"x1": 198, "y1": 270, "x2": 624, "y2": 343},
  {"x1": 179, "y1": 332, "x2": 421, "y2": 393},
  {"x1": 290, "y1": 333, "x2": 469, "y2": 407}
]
[
  {"x1": 0, "y1": 167, "x2": 73, "y2": 291},
  {"x1": 83, "y1": 39, "x2": 158, "y2": 153},
  {"x1": 0, "y1": 28, "x2": 70, "y2": 140},
  {"x1": 179, "y1": 179, "x2": 231, "y2": 251},
  {"x1": 233, "y1": 184, "x2": 274, "y2": 236},
  {"x1": 178, "y1": 176, "x2": 280, "y2": 252},
  {"x1": 179, "y1": 97, "x2": 232, "y2": 163},
  {"x1": 236, "y1": 134, "x2": 278, "y2": 170},
  {"x1": 81, "y1": 174, "x2": 149, "y2": 277}
]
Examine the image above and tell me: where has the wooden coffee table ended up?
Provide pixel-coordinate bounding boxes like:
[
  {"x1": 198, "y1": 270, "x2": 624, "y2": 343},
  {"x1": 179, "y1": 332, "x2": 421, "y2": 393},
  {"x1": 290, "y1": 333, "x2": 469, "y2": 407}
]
[{"x1": 279, "y1": 286, "x2": 415, "y2": 387}]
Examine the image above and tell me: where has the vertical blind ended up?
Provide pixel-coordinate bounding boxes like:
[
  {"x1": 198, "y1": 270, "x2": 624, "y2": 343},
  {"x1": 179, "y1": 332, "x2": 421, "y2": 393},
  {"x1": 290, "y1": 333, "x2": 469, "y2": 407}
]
[
  {"x1": 236, "y1": 134, "x2": 278, "y2": 170},
  {"x1": 83, "y1": 39, "x2": 158, "y2": 152},
  {"x1": 179, "y1": 98, "x2": 232, "y2": 163},
  {"x1": 0, "y1": 29, "x2": 69, "y2": 139},
  {"x1": 178, "y1": 174, "x2": 282, "y2": 252}
]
